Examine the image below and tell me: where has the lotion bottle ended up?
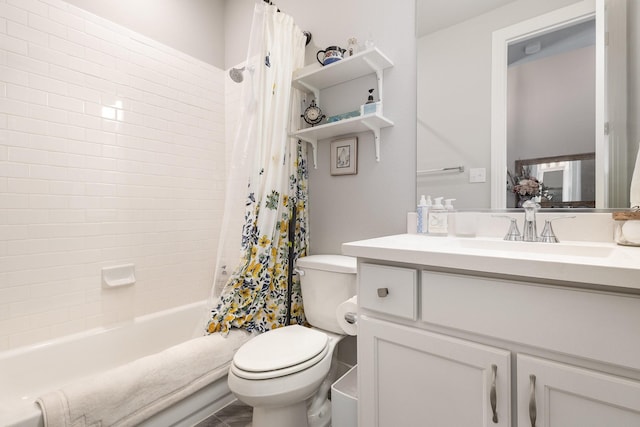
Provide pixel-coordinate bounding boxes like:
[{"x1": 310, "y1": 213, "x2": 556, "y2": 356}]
[
  {"x1": 428, "y1": 197, "x2": 448, "y2": 236},
  {"x1": 417, "y1": 195, "x2": 428, "y2": 234},
  {"x1": 424, "y1": 196, "x2": 433, "y2": 233}
]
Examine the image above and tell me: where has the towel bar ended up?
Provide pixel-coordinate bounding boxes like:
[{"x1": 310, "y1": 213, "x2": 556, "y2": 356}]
[{"x1": 417, "y1": 166, "x2": 464, "y2": 176}]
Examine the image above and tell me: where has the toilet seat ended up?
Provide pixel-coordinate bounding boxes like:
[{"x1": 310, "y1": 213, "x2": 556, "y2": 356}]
[{"x1": 231, "y1": 325, "x2": 329, "y2": 380}]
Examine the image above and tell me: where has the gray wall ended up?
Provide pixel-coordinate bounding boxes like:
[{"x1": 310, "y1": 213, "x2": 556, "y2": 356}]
[
  {"x1": 225, "y1": 0, "x2": 417, "y2": 255},
  {"x1": 507, "y1": 46, "x2": 595, "y2": 164},
  {"x1": 64, "y1": 0, "x2": 225, "y2": 67}
]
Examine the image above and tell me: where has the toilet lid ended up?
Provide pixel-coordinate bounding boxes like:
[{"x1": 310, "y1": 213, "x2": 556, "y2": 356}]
[
  {"x1": 296, "y1": 254, "x2": 356, "y2": 274},
  {"x1": 232, "y1": 325, "x2": 329, "y2": 379}
]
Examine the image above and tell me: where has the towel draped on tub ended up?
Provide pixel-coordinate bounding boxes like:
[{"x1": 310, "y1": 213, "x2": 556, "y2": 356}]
[{"x1": 36, "y1": 329, "x2": 251, "y2": 427}]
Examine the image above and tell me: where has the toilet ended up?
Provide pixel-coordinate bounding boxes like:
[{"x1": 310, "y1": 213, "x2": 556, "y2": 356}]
[{"x1": 227, "y1": 254, "x2": 357, "y2": 427}]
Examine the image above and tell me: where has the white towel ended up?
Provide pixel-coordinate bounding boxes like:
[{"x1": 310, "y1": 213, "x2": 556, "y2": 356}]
[
  {"x1": 631, "y1": 144, "x2": 640, "y2": 208},
  {"x1": 36, "y1": 329, "x2": 251, "y2": 427}
]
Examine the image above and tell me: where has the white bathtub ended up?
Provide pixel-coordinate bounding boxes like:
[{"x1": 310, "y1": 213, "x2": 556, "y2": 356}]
[{"x1": 0, "y1": 301, "x2": 245, "y2": 427}]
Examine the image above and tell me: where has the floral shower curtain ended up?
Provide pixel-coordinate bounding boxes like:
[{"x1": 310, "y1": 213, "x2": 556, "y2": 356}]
[{"x1": 206, "y1": 3, "x2": 308, "y2": 335}]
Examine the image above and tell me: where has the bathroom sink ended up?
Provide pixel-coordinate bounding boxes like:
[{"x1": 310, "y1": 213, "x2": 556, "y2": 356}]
[
  {"x1": 343, "y1": 225, "x2": 640, "y2": 290},
  {"x1": 454, "y1": 238, "x2": 615, "y2": 258},
  {"x1": 343, "y1": 233, "x2": 640, "y2": 289}
]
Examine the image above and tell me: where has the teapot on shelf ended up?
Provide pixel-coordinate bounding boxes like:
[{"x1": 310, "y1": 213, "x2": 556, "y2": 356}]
[{"x1": 316, "y1": 46, "x2": 346, "y2": 66}]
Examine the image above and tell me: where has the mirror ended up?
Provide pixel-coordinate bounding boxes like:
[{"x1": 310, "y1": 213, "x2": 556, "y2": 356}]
[
  {"x1": 416, "y1": 0, "x2": 640, "y2": 209},
  {"x1": 513, "y1": 152, "x2": 595, "y2": 207},
  {"x1": 492, "y1": 2, "x2": 599, "y2": 208}
]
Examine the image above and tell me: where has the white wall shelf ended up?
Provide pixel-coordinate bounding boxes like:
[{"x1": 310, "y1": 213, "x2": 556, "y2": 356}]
[
  {"x1": 291, "y1": 47, "x2": 394, "y2": 167},
  {"x1": 292, "y1": 113, "x2": 394, "y2": 167},
  {"x1": 292, "y1": 47, "x2": 393, "y2": 96}
]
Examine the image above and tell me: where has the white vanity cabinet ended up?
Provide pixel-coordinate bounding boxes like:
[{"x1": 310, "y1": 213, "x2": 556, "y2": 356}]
[
  {"x1": 516, "y1": 354, "x2": 640, "y2": 426},
  {"x1": 359, "y1": 317, "x2": 511, "y2": 426},
  {"x1": 358, "y1": 263, "x2": 511, "y2": 427},
  {"x1": 356, "y1": 262, "x2": 640, "y2": 427}
]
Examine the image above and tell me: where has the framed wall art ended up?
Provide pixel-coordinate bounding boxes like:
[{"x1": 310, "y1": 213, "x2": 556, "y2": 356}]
[{"x1": 330, "y1": 137, "x2": 358, "y2": 176}]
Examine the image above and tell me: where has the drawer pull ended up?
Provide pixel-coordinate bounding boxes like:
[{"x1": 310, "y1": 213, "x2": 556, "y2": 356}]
[
  {"x1": 490, "y1": 364, "x2": 498, "y2": 423},
  {"x1": 529, "y1": 374, "x2": 537, "y2": 427},
  {"x1": 377, "y1": 287, "x2": 389, "y2": 297}
]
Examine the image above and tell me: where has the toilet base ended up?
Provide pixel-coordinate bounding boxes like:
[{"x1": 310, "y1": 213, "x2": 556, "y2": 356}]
[
  {"x1": 246, "y1": 385, "x2": 332, "y2": 427},
  {"x1": 252, "y1": 401, "x2": 308, "y2": 427},
  {"x1": 229, "y1": 329, "x2": 346, "y2": 427},
  {"x1": 308, "y1": 397, "x2": 331, "y2": 427}
]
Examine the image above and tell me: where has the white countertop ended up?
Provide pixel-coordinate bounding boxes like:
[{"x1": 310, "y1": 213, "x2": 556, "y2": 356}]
[{"x1": 342, "y1": 234, "x2": 640, "y2": 290}]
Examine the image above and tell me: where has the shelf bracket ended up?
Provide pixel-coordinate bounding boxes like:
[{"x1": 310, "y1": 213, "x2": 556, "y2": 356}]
[
  {"x1": 361, "y1": 118, "x2": 381, "y2": 162},
  {"x1": 376, "y1": 69, "x2": 384, "y2": 103},
  {"x1": 363, "y1": 57, "x2": 384, "y2": 103},
  {"x1": 296, "y1": 80, "x2": 320, "y2": 103}
]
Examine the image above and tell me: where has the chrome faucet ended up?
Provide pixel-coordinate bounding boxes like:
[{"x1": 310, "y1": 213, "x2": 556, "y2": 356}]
[
  {"x1": 538, "y1": 216, "x2": 576, "y2": 243},
  {"x1": 521, "y1": 200, "x2": 540, "y2": 242},
  {"x1": 493, "y1": 215, "x2": 522, "y2": 241},
  {"x1": 495, "y1": 203, "x2": 575, "y2": 243}
]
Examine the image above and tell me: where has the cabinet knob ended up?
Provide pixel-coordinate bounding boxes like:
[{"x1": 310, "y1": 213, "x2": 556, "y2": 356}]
[{"x1": 377, "y1": 287, "x2": 389, "y2": 297}]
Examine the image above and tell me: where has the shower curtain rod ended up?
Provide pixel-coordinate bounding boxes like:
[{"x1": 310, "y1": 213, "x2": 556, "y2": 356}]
[
  {"x1": 263, "y1": 0, "x2": 280, "y2": 12},
  {"x1": 262, "y1": 0, "x2": 312, "y2": 46}
]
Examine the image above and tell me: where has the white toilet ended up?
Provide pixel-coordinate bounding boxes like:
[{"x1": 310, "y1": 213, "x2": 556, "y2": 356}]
[{"x1": 227, "y1": 254, "x2": 357, "y2": 427}]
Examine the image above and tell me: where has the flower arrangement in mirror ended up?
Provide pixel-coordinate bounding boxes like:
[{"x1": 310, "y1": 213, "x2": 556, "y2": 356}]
[{"x1": 508, "y1": 168, "x2": 552, "y2": 208}]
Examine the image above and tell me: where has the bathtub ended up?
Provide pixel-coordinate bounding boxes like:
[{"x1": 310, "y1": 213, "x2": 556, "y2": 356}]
[{"x1": 0, "y1": 301, "x2": 247, "y2": 427}]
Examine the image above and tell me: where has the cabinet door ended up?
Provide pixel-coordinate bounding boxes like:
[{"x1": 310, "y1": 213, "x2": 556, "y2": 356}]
[
  {"x1": 358, "y1": 316, "x2": 511, "y2": 427},
  {"x1": 517, "y1": 354, "x2": 640, "y2": 427}
]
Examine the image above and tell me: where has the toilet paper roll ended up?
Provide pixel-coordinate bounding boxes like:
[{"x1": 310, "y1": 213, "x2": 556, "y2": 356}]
[{"x1": 336, "y1": 295, "x2": 358, "y2": 336}]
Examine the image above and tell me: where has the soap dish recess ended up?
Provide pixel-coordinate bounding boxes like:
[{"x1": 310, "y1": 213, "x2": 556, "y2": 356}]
[{"x1": 102, "y1": 263, "x2": 136, "y2": 288}]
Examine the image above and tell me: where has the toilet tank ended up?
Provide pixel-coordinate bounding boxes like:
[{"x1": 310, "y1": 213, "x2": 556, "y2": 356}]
[{"x1": 296, "y1": 255, "x2": 357, "y2": 334}]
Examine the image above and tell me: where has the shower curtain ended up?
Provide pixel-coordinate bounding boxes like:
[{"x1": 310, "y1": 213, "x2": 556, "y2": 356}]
[{"x1": 206, "y1": 3, "x2": 308, "y2": 335}]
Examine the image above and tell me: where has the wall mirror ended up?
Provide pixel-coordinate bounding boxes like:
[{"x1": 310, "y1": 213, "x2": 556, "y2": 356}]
[
  {"x1": 514, "y1": 152, "x2": 596, "y2": 208},
  {"x1": 416, "y1": 0, "x2": 639, "y2": 210}
]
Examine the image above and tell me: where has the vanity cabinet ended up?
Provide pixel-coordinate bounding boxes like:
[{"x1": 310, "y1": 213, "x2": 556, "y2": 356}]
[
  {"x1": 516, "y1": 354, "x2": 640, "y2": 426},
  {"x1": 356, "y1": 263, "x2": 640, "y2": 427},
  {"x1": 357, "y1": 263, "x2": 510, "y2": 426},
  {"x1": 359, "y1": 317, "x2": 511, "y2": 426},
  {"x1": 291, "y1": 48, "x2": 394, "y2": 167}
]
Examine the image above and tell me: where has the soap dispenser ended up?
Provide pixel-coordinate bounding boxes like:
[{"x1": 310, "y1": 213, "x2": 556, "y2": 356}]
[
  {"x1": 417, "y1": 195, "x2": 428, "y2": 234},
  {"x1": 361, "y1": 88, "x2": 380, "y2": 115},
  {"x1": 428, "y1": 197, "x2": 448, "y2": 236},
  {"x1": 444, "y1": 199, "x2": 454, "y2": 209},
  {"x1": 444, "y1": 199, "x2": 456, "y2": 236},
  {"x1": 365, "y1": 88, "x2": 375, "y2": 104}
]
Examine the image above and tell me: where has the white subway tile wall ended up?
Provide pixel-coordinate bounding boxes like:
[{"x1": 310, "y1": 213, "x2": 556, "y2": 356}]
[
  {"x1": 216, "y1": 67, "x2": 244, "y2": 297},
  {"x1": 0, "y1": 0, "x2": 225, "y2": 350}
]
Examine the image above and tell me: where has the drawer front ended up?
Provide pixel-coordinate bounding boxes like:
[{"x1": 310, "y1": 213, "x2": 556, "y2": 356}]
[
  {"x1": 359, "y1": 263, "x2": 417, "y2": 320},
  {"x1": 421, "y1": 270, "x2": 640, "y2": 371}
]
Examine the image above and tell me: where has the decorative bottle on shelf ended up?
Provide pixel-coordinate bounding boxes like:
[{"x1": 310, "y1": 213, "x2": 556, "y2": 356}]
[
  {"x1": 361, "y1": 89, "x2": 380, "y2": 115},
  {"x1": 365, "y1": 88, "x2": 375, "y2": 104},
  {"x1": 347, "y1": 37, "x2": 359, "y2": 56}
]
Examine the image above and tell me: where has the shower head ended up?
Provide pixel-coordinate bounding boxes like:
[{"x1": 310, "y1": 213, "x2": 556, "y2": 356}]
[{"x1": 229, "y1": 66, "x2": 246, "y2": 83}]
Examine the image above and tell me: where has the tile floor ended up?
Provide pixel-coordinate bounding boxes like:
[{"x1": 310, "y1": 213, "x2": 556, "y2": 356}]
[{"x1": 195, "y1": 400, "x2": 253, "y2": 427}]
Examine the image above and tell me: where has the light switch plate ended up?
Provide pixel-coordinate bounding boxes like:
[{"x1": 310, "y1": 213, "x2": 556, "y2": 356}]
[{"x1": 469, "y1": 168, "x2": 486, "y2": 183}]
